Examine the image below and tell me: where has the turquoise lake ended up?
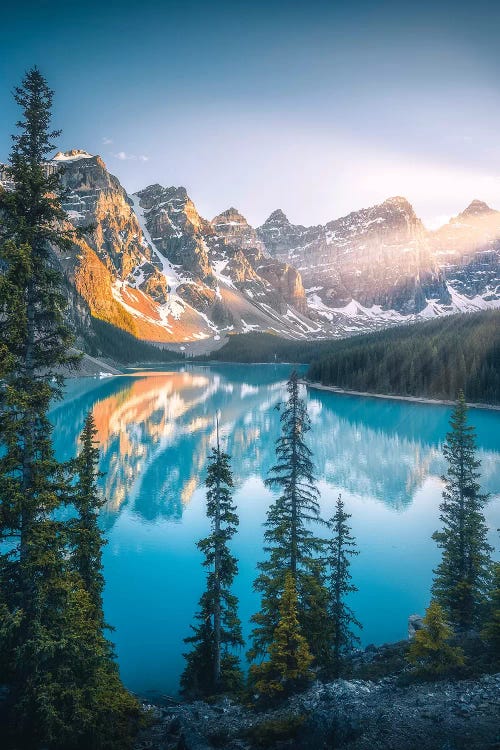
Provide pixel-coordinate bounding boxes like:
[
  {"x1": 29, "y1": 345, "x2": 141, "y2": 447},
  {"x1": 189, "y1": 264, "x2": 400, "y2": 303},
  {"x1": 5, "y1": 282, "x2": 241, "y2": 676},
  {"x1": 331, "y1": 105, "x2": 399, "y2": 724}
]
[{"x1": 49, "y1": 364, "x2": 500, "y2": 698}]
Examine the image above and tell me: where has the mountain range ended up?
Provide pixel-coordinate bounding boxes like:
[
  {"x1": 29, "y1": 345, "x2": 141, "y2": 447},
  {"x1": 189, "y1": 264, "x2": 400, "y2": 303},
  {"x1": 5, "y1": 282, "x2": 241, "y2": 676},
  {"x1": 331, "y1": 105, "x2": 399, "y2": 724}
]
[{"x1": 2, "y1": 149, "x2": 500, "y2": 348}]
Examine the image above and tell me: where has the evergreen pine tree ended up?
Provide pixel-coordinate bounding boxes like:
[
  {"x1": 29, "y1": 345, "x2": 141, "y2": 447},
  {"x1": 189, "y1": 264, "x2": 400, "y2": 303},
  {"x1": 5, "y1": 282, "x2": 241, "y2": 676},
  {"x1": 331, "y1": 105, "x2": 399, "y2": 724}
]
[
  {"x1": 0, "y1": 68, "x2": 139, "y2": 749},
  {"x1": 0, "y1": 65, "x2": 79, "y2": 746},
  {"x1": 481, "y1": 562, "x2": 500, "y2": 666},
  {"x1": 250, "y1": 571, "x2": 313, "y2": 697},
  {"x1": 249, "y1": 371, "x2": 328, "y2": 665},
  {"x1": 181, "y1": 421, "x2": 243, "y2": 698},
  {"x1": 432, "y1": 392, "x2": 493, "y2": 632},
  {"x1": 68, "y1": 414, "x2": 141, "y2": 750},
  {"x1": 70, "y1": 412, "x2": 105, "y2": 616},
  {"x1": 407, "y1": 600, "x2": 465, "y2": 676},
  {"x1": 326, "y1": 495, "x2": 361, "y2": 675}
]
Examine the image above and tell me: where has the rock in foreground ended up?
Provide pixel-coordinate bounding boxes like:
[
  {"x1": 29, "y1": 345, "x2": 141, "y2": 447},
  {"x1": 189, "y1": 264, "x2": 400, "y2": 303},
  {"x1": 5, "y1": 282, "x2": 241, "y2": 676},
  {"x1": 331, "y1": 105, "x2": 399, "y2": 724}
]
[{"x1": 136, "y1": 673, "x2": 500, "y2": 750}]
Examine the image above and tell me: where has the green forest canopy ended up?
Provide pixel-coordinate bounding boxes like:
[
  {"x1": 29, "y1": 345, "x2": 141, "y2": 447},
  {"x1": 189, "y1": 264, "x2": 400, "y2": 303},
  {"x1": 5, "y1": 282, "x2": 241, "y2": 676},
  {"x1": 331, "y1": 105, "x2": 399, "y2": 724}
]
[
  {"x1": 307, "y1": 311, "x2": 500, "y2": 404},
  {"x1": 85, "y1": 317, "x2": 182, "y2": 365}
]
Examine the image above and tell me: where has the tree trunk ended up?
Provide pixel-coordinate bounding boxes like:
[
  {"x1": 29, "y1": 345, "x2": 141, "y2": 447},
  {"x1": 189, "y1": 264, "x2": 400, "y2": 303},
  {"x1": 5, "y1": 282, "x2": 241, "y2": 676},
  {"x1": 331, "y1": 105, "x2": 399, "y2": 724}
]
[
  {"x1": 20, "y1": 276, "x2": 35, "y2": 591},
  {"x1": 290, "y1": 382, "x2": 298, "y2": 576},
  {"x1": 213, "y1": 449, "x2": 222, "y2": 689}
]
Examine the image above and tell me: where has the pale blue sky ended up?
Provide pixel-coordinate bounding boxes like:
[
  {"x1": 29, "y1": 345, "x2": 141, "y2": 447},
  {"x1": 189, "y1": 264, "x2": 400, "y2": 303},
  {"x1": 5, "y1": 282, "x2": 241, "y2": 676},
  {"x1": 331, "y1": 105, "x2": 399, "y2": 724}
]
[{"x1": 2, "y1": 0, "x2": 500, "y2": 227}]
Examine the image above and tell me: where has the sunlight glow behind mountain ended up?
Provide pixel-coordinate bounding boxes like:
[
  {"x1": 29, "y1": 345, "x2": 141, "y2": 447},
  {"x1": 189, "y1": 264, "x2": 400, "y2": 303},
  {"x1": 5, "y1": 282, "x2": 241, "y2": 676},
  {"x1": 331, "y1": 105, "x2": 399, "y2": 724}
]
[{"x1": 2, "y1": 0, "x2": 500, "y2": 226}]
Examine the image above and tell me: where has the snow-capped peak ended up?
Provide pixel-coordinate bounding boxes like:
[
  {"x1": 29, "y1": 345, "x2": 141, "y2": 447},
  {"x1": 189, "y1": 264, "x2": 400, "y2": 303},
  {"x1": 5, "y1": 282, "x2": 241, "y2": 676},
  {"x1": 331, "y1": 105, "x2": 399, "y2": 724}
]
[{"x1": 53, "y1": 149, "x2": 94, "y2": 162}]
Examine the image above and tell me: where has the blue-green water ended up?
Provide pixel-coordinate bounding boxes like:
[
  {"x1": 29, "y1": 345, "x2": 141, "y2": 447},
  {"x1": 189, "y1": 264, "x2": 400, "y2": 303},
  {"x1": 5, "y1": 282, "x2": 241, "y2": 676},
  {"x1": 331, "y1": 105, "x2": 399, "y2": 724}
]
[{"x1": 50, "y1": 364, "x2": 500, "y2": 697}]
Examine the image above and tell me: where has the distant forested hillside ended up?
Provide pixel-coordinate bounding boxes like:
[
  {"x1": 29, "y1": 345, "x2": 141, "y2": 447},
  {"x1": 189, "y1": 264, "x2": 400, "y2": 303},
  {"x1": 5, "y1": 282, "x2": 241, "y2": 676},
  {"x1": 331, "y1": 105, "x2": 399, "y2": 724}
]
[
  {"x1": 85, "y1": 318, "x2": 182, "y2": 365},
  {"x1": 307, "y1": 311, "x2": 500, "y2": 404},
  {"x1": 203, "y1": 332, "x2": 338, "y2": 363}
]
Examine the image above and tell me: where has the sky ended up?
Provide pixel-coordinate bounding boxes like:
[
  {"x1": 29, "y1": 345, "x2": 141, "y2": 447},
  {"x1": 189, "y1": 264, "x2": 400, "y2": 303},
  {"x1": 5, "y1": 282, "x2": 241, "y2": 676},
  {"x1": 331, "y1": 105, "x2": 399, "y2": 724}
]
[{"x1": 2, "y1": 0, "x2": 500, "y2": 228}]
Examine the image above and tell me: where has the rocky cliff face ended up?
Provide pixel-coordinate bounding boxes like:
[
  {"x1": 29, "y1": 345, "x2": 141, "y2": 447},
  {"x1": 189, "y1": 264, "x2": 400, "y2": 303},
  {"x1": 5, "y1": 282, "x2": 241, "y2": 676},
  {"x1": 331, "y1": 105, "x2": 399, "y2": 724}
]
[
  {"x1": 430, "y1": 200, "x2": 500, "y2": 303},
  {"x1": 258, "y1": 197, "x2": 449, "y2": 315},
  {"x1": 134, "y1": 184, "x2": 214, "y2": 284},
  {"x1": 210, "y1": 206, "x2": 266, "y2": 262},
  {"x1": 129, "y1": 183, "x2": 314, "y2": 337},
  {"x1": 2, "y1": 150, "x2": 499, "y2": 346},
  {"x1": 258, "y1": 197, "x2": 500, "y2": 322},
  {"x1": 57, "y1": 150, "x2": 147, "y2": 278}
]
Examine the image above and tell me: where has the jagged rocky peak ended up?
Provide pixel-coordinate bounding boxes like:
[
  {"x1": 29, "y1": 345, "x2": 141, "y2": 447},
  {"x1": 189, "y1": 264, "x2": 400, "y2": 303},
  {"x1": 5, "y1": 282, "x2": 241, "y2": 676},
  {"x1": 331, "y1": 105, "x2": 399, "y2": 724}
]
[
  {"x1": 57, "y1": 151, "x2": 122, "y2": 198},
  {"x1": 459, "y1": 199, "x2": 495, "y2": 218},
  {"x1": 353, "y1": 195, "x2": 420, "y2": 228},
  {"x1": 431, "y1": 198, "x2": 500, "y2": 303},
  {"x1": 381, "y1": 195, "x2": 416, "y2": 212},
  {"x1": 135, "y1": 183, "x2": 209, "y2": 235},
  {"x1": 257, "y1": 209, "x2": 314, "y2": 260},
  {"x1": 56, "y1": 151, "x2": 149, "y2": 280},
  {"x1": 210, "y1": 206, "x2": 265, "y2": 256},
  {"x1": 211, "y1": 206, "x2": 250, "y2": 228},
  {"x1": 134, "y1": 184, "x2": 213, "y2": 281},
  {"x1": 325, "y1": 195, "x2": 425, "y2": 248},
  {"x1": 136, "y1": 183, "x2": 188, "y2": 206},
  {"x1": 262, "y1": 208, "x2": 291, "y2": 225}
]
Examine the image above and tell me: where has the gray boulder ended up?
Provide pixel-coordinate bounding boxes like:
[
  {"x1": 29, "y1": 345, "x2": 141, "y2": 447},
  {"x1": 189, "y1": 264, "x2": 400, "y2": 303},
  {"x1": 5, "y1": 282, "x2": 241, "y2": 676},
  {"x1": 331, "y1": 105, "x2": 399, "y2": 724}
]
[{"x1": 408, "y1": 614, "x2": 424, "y2": 639}]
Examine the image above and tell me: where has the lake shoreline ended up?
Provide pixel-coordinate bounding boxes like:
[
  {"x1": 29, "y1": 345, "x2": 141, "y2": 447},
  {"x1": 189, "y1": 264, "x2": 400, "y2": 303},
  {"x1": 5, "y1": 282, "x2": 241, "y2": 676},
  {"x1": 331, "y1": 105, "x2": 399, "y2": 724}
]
[{"x1": 303, "y1": 380, "x2": 500, "y2": 412}]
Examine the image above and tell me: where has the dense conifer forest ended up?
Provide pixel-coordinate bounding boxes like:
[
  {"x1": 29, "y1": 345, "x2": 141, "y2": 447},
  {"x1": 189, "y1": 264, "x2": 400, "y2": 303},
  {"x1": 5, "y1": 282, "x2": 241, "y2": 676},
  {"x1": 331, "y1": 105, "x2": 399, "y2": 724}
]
[
  {"x1": 203, "y1": 331, "x2": 337, "y2": 363},
  {"x1": 307, "y1": 311, "x2": 500, "y2": 404},
  {"x1": 85, "y1": 317, "x2": 182, "y2": 365}
]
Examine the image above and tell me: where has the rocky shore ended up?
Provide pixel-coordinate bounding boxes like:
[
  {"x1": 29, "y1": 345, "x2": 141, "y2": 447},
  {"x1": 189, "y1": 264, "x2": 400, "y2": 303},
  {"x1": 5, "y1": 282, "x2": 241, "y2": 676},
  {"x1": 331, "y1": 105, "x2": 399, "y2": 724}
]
[
  {"x1": 303, "y1": 381, "x2": 500, "y2": 412},
  {"x1": 136, "y1": 671, "x2": 500, "y2": 750}
]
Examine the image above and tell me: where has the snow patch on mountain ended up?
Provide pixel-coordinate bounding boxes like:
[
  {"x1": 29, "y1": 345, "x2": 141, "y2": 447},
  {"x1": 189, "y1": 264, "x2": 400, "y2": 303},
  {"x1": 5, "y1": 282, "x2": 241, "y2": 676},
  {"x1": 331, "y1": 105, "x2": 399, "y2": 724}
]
[{"x1": 53, "y1": 149, "x2": 94, "y2": 162}]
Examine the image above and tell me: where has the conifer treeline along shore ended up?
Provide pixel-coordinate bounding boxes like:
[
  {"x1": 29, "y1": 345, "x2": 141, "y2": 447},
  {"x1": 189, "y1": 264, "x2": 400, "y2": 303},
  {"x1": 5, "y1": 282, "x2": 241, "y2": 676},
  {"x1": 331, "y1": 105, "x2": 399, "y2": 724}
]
[
  {"x1": 0, "y1": 69, "x2": 499, "y2": 749},
  {"x1": 205, "y1": 312, "x2": 500, "y2": 405}
]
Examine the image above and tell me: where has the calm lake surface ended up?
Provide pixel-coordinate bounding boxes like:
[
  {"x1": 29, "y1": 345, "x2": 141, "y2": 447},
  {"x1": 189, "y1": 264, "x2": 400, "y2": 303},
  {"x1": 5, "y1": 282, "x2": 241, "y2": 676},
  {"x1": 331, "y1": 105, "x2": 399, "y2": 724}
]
[{"x1": 50, "y1": 364, "x2": 500, "y2": 697}]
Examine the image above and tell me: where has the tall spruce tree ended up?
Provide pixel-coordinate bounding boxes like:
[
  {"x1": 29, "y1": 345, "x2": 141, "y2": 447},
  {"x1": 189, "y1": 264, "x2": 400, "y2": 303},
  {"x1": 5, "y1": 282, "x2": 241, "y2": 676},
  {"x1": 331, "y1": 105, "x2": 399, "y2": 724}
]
[
  {"x1": 326, "y1": 495, "x2": 361, "y2": 675},
  {"x1": 0, "y1": 66, "x2": 80, "y2": 746},
  {"x1": 249, "y1": 370, "x2": 328, "y2": 665},
  {"x1": 432, "y1": 392, "x2": 493, "y2": 632},
  {"x1": 181, "y1": 421, "x2": 243, "y2": 698},
  {"x1": 70, "y1": 412, "x2": 105, "y2": 616},
  {"x1": 0, "y1": 68, "x2": 139, "y2": 749}
]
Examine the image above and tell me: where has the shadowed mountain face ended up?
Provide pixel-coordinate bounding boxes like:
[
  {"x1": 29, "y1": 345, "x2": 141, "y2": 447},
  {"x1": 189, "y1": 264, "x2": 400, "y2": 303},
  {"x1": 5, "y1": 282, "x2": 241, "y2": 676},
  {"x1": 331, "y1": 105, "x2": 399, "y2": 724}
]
[{"x1": 2, "y1": 151, "x2": 500, "y2": 343}]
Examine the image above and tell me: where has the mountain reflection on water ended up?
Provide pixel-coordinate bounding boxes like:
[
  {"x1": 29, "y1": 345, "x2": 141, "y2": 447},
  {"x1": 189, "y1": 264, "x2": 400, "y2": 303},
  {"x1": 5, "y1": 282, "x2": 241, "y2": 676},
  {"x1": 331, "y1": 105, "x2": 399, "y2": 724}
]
[
  {"x1": 51, "y1": 365, "x2": 500, "y2": 525},
  {"x1": 49, "y1": 364, "x2": 500, "y2": 696}
]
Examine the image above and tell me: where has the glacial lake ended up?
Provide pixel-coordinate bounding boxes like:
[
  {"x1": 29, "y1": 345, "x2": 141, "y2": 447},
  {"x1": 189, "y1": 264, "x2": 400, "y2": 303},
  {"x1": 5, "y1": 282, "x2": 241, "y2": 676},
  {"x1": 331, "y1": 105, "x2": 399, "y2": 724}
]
[{"x1": 50, "y1": 364, "x2": 500, "y2": 698}]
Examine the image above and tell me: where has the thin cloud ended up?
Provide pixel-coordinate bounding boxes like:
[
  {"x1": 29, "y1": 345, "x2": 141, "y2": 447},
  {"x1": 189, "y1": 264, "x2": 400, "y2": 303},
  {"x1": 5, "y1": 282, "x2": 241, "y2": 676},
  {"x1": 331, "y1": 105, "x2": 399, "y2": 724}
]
[
  {"x1": 112, "y1": 151, "x2": 135, "y2": 160},
  {"x1": 111, "y1": 151, "x2": 149, "y2": 162},
  {"x1": 102, "y1": 136, "x2": 113, "y2": 145}
]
